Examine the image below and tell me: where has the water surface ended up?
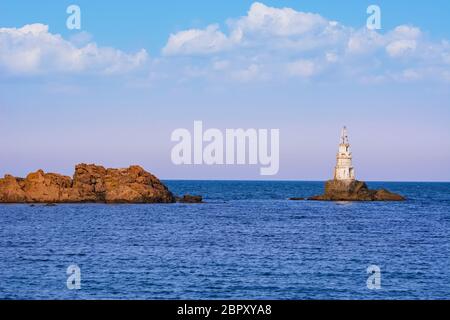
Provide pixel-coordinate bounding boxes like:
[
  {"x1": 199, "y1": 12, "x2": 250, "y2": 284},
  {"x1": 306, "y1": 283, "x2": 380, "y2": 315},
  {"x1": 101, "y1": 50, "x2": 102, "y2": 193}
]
[{"x1": 0, "y1": 181, "x2": 449, "y2": 299}]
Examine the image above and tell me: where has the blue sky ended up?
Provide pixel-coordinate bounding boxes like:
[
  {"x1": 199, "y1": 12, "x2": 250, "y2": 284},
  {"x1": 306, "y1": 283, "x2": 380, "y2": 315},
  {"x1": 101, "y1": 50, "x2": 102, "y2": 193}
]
[
  {"x1": 2, "y1": 0, "x2": 450, "y2": 53},
  {"x1": 0, "y1": 1, "x2": 449, "y2": 181}
]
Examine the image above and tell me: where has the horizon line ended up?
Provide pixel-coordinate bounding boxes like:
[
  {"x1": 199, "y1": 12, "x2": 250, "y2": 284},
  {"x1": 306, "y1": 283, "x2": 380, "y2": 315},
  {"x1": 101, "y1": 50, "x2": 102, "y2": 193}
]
[{"x1": 160, "y1": 178, "x2": 450, "y2": 183}]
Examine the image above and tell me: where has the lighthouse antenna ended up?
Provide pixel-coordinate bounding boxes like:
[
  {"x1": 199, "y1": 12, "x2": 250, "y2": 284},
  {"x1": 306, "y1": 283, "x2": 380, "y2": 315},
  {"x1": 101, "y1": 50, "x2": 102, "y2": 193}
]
[{"x1": 340, "y1": 126, "x2": 348, "y2": 145}]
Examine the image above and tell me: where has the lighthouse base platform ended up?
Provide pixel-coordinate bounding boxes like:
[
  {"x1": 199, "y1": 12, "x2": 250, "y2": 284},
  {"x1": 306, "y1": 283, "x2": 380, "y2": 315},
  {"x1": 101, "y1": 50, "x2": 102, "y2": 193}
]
[{"x1": 308, "y1": 180, "x2": 405, "y2": 201}]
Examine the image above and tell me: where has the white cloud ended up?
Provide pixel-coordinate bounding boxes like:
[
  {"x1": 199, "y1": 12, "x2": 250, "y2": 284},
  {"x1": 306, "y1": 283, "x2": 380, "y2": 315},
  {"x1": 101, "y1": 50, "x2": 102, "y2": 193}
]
[
  {"x1": 346, "y1": 29, "x2": 385, "y2": 54},
  {"x1": 2, "y1": 3, "x2": 450, "y2": 85},
  {"x1": 161, "y1": 2, "x2": 450, "y2": 83},
  {"x1": 163, "y1": 24, "x2": 232, "y2": 55},
  {"x1": 385, "y1": 25, "x2": 421, "y2": 57},
  {"x1": 0, "y1": 23, "x2": 148, "y2": 76},
  {"x1": 162, "y1": 2, "x2": 345, "y2": 56},
  {"x1": 386, "y1": 40, "x2": 417, "y2": 57},
  {"x1": 230, "y1": 2, "x2": 328, "y2": 37},
  {"x1": 390, "y1": 25, "x2": 422, "y2": 40},
  {"x1": 68, "y1": 31, "x2": 94, "y2": 46}
]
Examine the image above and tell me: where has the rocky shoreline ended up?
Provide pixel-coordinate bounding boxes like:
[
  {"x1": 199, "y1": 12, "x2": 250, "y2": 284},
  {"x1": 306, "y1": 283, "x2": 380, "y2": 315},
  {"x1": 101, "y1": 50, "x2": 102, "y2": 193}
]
[{"x1": 0, "y1": 164, "x2": 202, "y2": 204}]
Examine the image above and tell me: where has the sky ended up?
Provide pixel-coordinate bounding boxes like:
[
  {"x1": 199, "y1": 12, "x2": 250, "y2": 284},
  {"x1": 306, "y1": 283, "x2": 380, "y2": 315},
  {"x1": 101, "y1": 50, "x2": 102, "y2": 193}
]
[{"x1": 0, "y1": 0, "x2": 449, "y2": 181}]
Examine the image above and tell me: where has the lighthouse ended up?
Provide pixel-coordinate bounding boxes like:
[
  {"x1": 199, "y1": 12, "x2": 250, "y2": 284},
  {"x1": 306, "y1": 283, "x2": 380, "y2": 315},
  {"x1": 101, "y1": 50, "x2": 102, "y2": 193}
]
[
  {"x1": 303, "y1": 126, "x2": 405, "y2": 201},
  {"x1": 334, "y1": 126, "x2": 355, "y2": 181}
]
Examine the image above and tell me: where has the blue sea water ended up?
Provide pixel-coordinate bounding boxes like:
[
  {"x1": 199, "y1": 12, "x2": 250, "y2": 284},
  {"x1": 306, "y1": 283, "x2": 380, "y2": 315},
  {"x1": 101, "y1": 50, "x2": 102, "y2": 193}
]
[{"x1": 0, "y1": 181, "x2": 449, "y2": 300}]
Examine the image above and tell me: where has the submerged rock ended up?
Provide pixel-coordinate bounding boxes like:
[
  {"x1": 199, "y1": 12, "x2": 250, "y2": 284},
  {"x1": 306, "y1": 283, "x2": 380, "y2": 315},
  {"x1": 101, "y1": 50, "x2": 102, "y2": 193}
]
[
  {"x1": 0, "y1": 164, "x2": 176, "y2": 204},
  {"x1": 308, "y1": 180, "x2": 405, "y2": 202}
]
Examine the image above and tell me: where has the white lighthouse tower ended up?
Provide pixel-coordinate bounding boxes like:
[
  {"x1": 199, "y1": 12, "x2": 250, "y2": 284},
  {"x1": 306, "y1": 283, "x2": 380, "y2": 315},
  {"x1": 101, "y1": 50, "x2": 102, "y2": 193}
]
[{"x1": 334, "y1": 126, "x2": 355, "y2": 181}]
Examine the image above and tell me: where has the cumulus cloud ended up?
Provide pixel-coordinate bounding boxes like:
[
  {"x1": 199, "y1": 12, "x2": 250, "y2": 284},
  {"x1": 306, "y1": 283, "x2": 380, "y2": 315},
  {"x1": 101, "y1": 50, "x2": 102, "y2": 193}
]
[
  {"x1": 161, "y1": 2, "x2": 450, "y2": 83},
  {"x1": 386, "y1": 40, "x2": 417, "y2": 57},
  {"x1": 385, "y1": 25, "x2": 421, "y2": 57},
  {"x1": 2, "y1": 3, "x2": 450, "y2": 85},
  {"x1": 162, "y1": 2, "x2": 345, "y2": 56},
  {"x1": 163, "y1": 24, "x2": 232, "y2": 56},
  {"x1": 0, "y1": 23, "x2": 148, "y2": 76},
  {"x1": 229, "y1": 2, "x2": 329, "y2": 38}
]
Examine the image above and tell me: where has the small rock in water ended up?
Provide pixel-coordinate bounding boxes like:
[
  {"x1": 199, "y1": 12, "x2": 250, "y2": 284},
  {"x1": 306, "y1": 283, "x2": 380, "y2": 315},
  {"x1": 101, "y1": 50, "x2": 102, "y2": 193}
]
[
  {"x1": 289, "y1": 197, "x2": 305, "y2": 201},
  {"x1": 45, "y1": 203, "x2": 57, "y2": 207},
  {"x1": 177, "y1": 195, "x2": 203, "y2": 203}
]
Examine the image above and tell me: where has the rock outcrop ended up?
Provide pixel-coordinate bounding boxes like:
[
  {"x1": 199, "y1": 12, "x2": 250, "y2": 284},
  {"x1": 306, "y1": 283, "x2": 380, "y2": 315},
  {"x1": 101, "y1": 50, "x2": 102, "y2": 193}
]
[
  {"x1": 176, "y1": 195, "x2": 203, "y2": 203},
  {"x1": 308, "y1": 180, "x2": 405, "y2": 201},
  {"x1": 0, "y1": 164, "x2": 176, "y2": 204}
]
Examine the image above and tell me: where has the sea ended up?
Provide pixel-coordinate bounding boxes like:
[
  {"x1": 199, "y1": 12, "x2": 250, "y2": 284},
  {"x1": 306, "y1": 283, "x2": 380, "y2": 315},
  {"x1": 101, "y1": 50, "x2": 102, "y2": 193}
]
[{"x1": 0, "y1": 181, "x2": 449, "y2": 300}]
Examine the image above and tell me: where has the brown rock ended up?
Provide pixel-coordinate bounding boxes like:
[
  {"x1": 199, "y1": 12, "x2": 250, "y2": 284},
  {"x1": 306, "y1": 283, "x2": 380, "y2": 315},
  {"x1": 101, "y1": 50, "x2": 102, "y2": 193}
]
[
  {"x1": 308, "y1": 180, "x2": 405, "y2": 202},
  {"x1": 21, "y1": 170, "x2": 73, "y2": 203},
  {"x1": 0, "y1": 175, "x2": 27, "y2": 203},
  {"x1": 0, "y1": 164, "x2": 176, "y2": 204},
  {"x1": 176, "y1": 195, "x2": 203, "y2": 203},
  {"x1": 373, "y1": 189, "x2": 405, "y2": 201}
]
